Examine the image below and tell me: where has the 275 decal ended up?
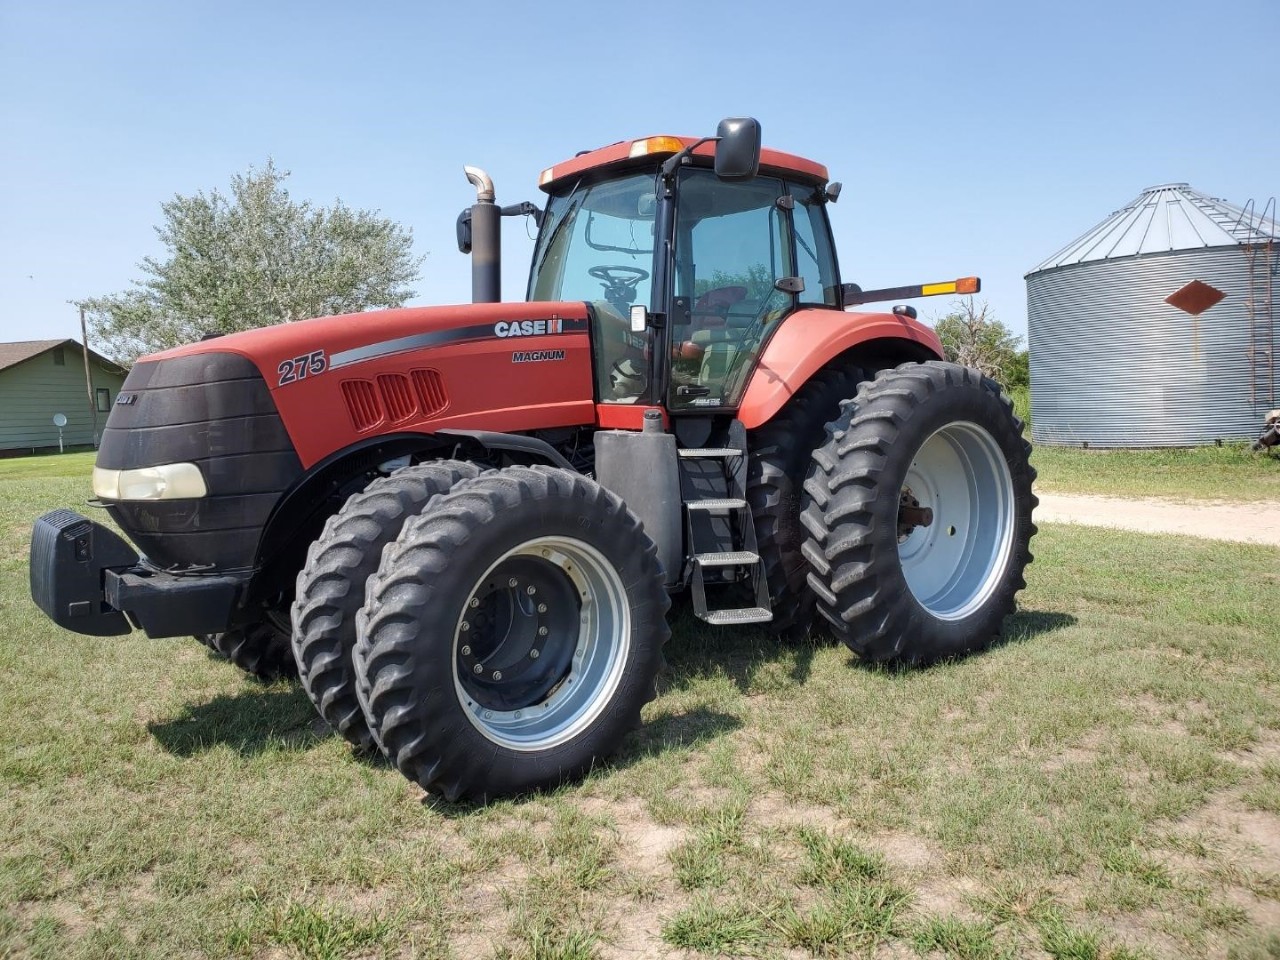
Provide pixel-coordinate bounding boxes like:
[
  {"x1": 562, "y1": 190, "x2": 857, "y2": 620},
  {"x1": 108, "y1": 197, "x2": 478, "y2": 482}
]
[{"x1": 277, "y1": 350, "x2": 328, "y2": 386}]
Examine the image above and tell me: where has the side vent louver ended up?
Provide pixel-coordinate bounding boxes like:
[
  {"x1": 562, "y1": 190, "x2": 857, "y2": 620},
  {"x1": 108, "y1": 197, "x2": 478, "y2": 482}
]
[
  {"x1": 377, "y1": 373, "x2": 417, "y2": 422},
  {"x1": 341, "y1": 380, "x2": 384, "y2": 432},
  {"x1": 410, "y1": 369, "x2": 449, "y2": 418}
]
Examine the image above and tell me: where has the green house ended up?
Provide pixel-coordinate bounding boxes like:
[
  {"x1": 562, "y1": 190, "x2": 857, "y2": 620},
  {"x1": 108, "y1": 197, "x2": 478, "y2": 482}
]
[{"x1": 0, "y1": 339, "x2": 127, "y2": 456}]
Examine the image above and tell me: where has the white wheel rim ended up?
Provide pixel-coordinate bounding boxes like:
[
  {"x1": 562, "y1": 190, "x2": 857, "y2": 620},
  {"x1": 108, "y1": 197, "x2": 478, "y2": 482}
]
[
  {"x1": 897, "y1": 421, "x2": 1015, "y2": 621},
  {"x1": 451, "y1": 536, "x2": 630, "y2": 751}
]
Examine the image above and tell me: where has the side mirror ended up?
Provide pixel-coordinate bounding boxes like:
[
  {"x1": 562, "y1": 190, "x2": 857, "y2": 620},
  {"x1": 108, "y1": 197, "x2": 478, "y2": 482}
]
[{"x1": 714, "y1": 117, "x2": 761, "y2": 181}]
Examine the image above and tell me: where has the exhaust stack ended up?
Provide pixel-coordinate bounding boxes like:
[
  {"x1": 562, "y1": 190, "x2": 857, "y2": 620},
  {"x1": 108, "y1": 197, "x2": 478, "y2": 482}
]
[{"x1": 464, "y1": 166, "x2": 500, "y2": 303}]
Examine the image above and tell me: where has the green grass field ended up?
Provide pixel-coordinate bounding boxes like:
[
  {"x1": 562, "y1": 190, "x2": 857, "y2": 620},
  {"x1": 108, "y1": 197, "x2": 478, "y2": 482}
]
[
  {"x1": 1003, "y1": 386, "x2": 1280, "y2": 502},
  {"x1": 2, "y1": 454, "x2": 1279, "y2": 959}
]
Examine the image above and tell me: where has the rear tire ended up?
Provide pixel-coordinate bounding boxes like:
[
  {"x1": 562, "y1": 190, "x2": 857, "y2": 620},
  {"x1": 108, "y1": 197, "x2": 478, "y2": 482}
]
[
  {"x1": 291, "y1": 460, "x2": 481, "y2": 751},
  {"x1": 747, "y1": 362, "x2": 866, "y2": 639},
  {"x1": 800, "y1": 362, "x2": 1036, "y2": 662},
  {"x1": 354, "y1": 465, "x2": 669, "y2": 801}
]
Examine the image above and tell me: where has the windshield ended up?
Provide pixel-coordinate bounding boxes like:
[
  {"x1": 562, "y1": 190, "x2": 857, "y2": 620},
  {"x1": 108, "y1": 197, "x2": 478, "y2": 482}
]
[{"x1": 527, "y1": 172, "x2": 657, "y2": 317}]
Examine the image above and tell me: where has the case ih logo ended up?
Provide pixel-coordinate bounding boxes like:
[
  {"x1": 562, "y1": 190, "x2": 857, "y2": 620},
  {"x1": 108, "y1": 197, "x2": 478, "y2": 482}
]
[{"x1": 494, "y1": 318, "x2": 563, "y2": 338}]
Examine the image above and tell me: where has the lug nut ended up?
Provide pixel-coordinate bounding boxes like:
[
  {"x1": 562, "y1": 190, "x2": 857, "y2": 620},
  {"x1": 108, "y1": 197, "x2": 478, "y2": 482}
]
[
  {"x1": 460, "y1": 645, "x2": 471, "y2": 656},
  {"x1": 538, "y1": 626, "x2": 548, "y2": 637},
  {"x1": 472, "y1": 664, "x2": 483, "y2": 674},
  {"x1": 492, "y1": 670, "x2": 503, "y2": 680},
  {"x1": 537, "y1": 603, "x2": 547, "y2": 613},
  {"x1": 530, "y1": 649, "x2": 540, "y2": 660},
  {"x1": 460, "y1": 621, "x2": 470, "y2": 632},
  {"x1": 508, "y1": 578, "x2": 518, "y2": 587},
  {"x1": 469, "y1": 597, "x2": 480, "y2": 608},
  {"x1": 527, "y1": 585, "x2": 536, "y2": 595}
]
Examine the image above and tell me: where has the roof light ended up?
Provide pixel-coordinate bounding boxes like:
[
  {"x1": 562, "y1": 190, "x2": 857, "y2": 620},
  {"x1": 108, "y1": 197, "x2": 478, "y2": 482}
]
[
  {"x1": 628, "y1": 136, "x2": 686, "y2": 159},
  {"x1": 538, "y1": 167, "x2": 555, "y2": 187}
]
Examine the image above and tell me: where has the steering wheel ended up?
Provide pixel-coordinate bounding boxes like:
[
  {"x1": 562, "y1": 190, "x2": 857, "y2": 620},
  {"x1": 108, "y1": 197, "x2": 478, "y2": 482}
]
[{"x1": 589, "y1": 265, "x2": 649, "y2": 290}]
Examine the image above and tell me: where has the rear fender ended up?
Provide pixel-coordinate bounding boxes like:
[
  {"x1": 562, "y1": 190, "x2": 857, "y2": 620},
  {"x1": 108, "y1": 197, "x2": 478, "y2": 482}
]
[{"x1": 737, "y1": 309, "x2": 943, "y2": 429}]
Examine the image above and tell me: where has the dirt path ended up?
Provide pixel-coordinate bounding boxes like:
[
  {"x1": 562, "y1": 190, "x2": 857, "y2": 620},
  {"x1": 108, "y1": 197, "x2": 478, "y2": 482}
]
[{"x1": 1036, "y1": 492, "x2": 1280, "y2": 546}]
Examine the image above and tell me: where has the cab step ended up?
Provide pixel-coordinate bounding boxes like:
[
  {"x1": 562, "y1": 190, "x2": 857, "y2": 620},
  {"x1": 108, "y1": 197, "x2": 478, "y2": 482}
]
[
  {"x1": 702, "y1": 607, "x2": 774, "y2": 626},
  {"x1": 678, "y1": 448, "x2": 743, "y2": 458},
  {"x1": 693, "y1": 551, "x2": 760, "y2": 567},
  {"x1": 679, "y1": 422, "x2": 774, "y2": 628},
  {"x1": 687, "y1": 498, "x2": 747, "y2": 511}
]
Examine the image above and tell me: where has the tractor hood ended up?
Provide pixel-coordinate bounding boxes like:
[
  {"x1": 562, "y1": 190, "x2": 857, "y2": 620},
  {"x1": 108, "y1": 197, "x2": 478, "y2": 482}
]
[
  {"x1": 138, "y1": 300, "x2": 598, "y2": 469},
  {"x1": 147, "y1": 301, "x2": 591, "y2": 379}
]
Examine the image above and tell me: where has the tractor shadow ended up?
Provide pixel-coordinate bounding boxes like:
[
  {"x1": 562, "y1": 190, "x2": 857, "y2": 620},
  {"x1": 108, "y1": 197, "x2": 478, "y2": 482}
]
[
  {"x1": 148, "y1": 681, "x2": 329, "y2": 757},
  {"x1": 147, "y1": 606, "x2": 1076, "y2": 767},
  {"x1": 659, "y1": 595, "x2": 821, "y2": 695}
]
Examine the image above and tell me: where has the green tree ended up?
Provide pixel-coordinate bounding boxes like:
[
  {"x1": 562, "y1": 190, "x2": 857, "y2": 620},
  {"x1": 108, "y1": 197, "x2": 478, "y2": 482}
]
[
  {"x1": 933, "y1": 297, "x2": 1025, "y2": 386},
  {"x1": 80, "y1": 161, "x2": 424, "y2": 364}
]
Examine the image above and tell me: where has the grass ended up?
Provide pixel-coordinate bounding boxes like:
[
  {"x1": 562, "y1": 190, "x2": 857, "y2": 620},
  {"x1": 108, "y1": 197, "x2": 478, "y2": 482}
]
[
  {"x1": 1030, "y1": 443, "x2": 1280, "y2": 502},
  {"x1": 2, "y1": 453, "x2": 1280, "y2": 958}
]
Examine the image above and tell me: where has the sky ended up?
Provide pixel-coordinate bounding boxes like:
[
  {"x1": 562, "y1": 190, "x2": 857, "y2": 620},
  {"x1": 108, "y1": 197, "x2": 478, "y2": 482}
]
[{"x1": 2, "y1": 0, "x2": 1277, "y2": 349}]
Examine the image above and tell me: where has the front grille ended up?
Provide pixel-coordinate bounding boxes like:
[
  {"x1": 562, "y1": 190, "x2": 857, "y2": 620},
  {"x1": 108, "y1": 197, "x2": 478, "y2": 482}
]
[{"x1": 97, "y1": 352, "x2": 302, "y2": 570}]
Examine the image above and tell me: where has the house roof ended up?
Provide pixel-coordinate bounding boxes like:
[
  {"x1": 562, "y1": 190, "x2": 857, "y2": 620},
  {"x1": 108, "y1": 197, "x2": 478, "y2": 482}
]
[
  {"x1": 0, "y1": 339, "x2": 124, "y2": 374},
  {"x1": 1029, "y1": 183, "x2": 1280, "y2": 275}
]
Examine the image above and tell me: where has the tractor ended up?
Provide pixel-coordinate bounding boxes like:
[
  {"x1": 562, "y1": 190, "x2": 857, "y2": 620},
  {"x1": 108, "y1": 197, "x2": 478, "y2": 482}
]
[{"x1": 30, "y1": 118, "x2": 1036, "y2": 801}]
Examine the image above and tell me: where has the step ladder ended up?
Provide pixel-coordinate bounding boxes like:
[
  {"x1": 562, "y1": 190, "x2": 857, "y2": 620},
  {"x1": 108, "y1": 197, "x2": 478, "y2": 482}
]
[{"x1": 678, "y1": 422, "x2": 773, "y2": 626}]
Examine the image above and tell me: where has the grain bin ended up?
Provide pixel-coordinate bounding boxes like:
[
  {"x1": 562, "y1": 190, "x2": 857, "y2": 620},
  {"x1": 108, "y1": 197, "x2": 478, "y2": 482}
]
[{"x1": 1026, "y1": 184, "x2": 1277, "y2": 447}]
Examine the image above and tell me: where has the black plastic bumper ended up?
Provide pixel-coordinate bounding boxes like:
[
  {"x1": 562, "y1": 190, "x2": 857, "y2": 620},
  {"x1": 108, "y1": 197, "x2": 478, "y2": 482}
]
[{"x1": 30, "y1": 510, "x2": 247, "y2": 639}]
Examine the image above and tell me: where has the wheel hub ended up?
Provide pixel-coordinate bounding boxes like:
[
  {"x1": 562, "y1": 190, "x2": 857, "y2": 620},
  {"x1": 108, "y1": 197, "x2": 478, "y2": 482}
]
[{"x1": 457, "y1": 556, "x2": 579, "y2": 711}]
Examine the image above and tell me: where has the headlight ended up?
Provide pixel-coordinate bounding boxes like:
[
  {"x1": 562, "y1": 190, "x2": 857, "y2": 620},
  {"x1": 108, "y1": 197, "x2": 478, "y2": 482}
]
[{"x1": 92, "y1": 463, "x2": 208, "y2": 501}]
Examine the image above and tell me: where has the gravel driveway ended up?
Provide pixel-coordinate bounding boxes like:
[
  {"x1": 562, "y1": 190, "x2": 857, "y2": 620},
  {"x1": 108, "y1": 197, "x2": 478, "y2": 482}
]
[{"x1": 1035, "y1": 492, "x2": 1280, "y2": 546}]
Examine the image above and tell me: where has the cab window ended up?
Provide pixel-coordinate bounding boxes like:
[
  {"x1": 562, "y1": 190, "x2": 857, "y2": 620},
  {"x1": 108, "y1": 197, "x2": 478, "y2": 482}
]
[
  {"x1": 528, "y1": 173, "x2": 658, "y2": 403},
  {"x1": 788, "y1": 180, "x2": 840, "y2": 307}
]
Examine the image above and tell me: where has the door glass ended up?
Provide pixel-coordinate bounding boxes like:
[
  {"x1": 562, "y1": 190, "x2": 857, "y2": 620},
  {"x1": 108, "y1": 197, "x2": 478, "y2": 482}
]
[
  {"x1": 670, "y1": 169, "x2": 790, "y2": 410},
  {"x1": 789, "y1": 181, "x2": 840, "y2": 307}
]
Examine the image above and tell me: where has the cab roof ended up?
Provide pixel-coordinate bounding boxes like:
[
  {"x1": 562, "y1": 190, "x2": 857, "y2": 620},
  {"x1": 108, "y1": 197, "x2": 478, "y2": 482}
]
[{"x1": 538, "y1": 135, "x2": 829, "y2": 192}]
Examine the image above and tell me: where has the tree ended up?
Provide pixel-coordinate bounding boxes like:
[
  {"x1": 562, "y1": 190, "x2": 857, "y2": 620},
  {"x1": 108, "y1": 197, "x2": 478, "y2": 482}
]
[
  {"x1": 932, "y1": 297, "x2": 1025, "y2": 386},
  {"x1": 80, "y1": 161, "x2": 424, "y2": 364}
]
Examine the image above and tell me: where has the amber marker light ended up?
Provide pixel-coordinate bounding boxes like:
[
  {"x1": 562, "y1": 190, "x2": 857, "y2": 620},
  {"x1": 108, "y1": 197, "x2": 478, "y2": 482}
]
[{"x1": 628, "y1": 136, "x2": 686, "y2": 158}]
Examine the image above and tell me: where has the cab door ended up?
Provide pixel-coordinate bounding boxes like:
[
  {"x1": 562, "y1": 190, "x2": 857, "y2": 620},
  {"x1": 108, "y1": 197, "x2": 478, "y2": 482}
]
[{"x1": 667, "y1": 169, "x2": 793, "y2": 412}]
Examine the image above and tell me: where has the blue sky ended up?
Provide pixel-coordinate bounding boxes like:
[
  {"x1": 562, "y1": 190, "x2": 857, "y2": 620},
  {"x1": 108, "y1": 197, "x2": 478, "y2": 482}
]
[{"x1": 2, "y1": 0, "x2": 1277, "y2": 348}]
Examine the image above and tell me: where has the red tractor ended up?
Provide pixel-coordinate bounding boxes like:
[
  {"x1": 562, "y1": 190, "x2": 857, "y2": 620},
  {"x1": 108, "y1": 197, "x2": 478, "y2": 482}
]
[{"x1": 31, "y1": 119, "x2": 1036, "y2": 801}]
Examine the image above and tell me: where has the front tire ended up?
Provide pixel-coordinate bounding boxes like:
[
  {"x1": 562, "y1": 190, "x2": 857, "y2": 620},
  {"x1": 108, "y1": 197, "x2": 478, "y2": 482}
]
[
  {"x1": 800, "y1": 362, "x2": 1036, "y2": 662},
  {"x1": 291, "y1": 460, "x2": 481, "y2": 751},
  {"x1": 195, "y1": 611, "x2": 295, "y2": 679},
  {"x1": 354, "y1": 466, "x2": 669, "y2": 801}
]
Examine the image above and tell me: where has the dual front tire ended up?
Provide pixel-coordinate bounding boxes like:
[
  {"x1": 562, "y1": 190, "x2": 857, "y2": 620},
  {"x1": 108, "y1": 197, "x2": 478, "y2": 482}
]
[
  {"x1": 287, "y1": 463, "x2": 668, "y2": 801},
  {"x1": 353, "y1": 466, "x2": 669, "y2": 801}
]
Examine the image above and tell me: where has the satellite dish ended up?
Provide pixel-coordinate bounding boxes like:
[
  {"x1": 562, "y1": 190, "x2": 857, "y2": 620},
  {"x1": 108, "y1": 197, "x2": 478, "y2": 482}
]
[{"x1": 53, "y1": 413, "x2": 67, "y2": 427}]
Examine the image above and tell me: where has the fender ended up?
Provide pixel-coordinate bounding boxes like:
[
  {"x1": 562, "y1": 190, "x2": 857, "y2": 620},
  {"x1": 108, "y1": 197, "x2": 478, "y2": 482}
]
[{"x1": 736, "y1": 309, "x2": 944, "y2": 429}]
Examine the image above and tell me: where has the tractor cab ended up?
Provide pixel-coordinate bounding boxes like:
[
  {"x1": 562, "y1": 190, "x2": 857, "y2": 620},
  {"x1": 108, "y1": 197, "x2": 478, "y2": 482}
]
[{"x1": 526, "y1": 122, "x2": 841, "y2": 414}]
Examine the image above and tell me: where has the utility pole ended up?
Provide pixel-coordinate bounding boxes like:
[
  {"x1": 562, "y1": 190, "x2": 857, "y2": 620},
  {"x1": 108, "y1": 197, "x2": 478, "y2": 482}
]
[{"x1": 80, "y1": 306, "x2": 99, "y2": 447}]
